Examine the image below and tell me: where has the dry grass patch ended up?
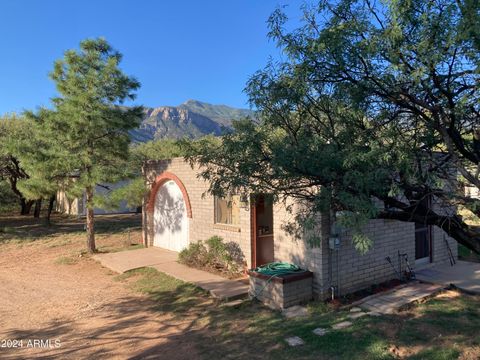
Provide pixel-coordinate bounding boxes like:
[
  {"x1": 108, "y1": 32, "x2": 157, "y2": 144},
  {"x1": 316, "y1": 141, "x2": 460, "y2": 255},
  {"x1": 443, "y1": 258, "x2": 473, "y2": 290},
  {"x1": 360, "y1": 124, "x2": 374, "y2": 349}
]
[{"x1": 54, "y1": 255, "x2": 79, "y2": 265}]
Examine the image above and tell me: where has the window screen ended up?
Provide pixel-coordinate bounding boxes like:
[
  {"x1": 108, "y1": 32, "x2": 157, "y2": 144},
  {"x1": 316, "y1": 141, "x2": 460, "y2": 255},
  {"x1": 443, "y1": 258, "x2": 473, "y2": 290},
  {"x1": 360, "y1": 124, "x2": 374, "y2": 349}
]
[{"x1": 214, "y1": 195, "x2": 240, "y2": 225}]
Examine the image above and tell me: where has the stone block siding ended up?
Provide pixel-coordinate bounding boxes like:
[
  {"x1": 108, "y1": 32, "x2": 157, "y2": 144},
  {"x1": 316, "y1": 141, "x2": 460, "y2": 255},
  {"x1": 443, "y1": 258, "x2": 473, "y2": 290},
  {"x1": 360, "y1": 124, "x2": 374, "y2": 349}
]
[
  {"x1": 249, "y1": 275, "x2": 313, "y2": 309},
  {"x1": 144, "y1": 158, "x2": 252, "y2": 268}
]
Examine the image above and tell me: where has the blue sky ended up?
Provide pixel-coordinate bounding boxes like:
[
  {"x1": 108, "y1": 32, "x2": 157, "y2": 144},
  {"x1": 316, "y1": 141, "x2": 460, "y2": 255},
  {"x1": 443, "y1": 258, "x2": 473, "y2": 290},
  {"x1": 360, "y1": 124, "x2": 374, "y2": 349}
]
[{"x1": 0, "y1": 1, "x2": 304, "y2": 114}]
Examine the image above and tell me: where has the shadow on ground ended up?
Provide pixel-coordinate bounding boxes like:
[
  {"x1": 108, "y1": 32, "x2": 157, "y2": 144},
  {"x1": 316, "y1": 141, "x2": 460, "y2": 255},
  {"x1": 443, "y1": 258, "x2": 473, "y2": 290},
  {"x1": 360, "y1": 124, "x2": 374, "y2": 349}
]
[
  {"x1": 0, "y1": 212, "x2": 141, "y2": 242},
  {"x1": 3, "y1": 281, "x2": 480, "y2": 359},
  {"x1": 2, "y1": 295, "x2": 201, "y2": 360}
]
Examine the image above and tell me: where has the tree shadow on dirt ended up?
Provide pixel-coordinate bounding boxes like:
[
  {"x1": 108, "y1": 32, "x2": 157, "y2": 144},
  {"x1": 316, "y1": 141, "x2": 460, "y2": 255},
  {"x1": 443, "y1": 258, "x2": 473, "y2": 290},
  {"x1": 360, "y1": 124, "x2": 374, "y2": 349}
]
[
  {"x1": 1, "y1": 294, "x2": 201, "y2": 360},
  {"x1": 0, "y1": 213, "x2": 141, "y2": 243}
]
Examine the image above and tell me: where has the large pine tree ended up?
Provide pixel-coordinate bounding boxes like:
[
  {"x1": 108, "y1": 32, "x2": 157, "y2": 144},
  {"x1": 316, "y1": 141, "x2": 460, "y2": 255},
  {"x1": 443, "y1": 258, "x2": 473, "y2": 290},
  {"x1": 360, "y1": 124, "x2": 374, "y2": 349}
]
[{"x1": 43, "y1": 38, "x2": 142, "y2": 252}]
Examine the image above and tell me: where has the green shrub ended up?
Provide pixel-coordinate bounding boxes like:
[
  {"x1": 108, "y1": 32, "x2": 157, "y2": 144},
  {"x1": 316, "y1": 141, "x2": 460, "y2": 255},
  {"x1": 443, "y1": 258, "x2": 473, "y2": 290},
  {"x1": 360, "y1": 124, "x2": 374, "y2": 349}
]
[
  {"x1": 179, "y1": 241, "x2": 208, "y2": 267},
  {"x1": 54, "y1": 256, "x2": 78, "y2": 265},
  {"x1": 179, "y1": 236, "x2": 243, "y2": 276},
  {"x1": 205, "y1": 235, "x2": 231, "y2": 267}
]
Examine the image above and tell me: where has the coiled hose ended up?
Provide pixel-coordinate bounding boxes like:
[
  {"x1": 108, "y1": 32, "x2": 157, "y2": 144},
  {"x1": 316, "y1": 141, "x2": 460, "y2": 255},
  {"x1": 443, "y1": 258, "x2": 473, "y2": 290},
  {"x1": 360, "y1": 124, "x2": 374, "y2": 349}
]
[{"x1": 253, "y1": 262, "x2": 301, "y2": 276}]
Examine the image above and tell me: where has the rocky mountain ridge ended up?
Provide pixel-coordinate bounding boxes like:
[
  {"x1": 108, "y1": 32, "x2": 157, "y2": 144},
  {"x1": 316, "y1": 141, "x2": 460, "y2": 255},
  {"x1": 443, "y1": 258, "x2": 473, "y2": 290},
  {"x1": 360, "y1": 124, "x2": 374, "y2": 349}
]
[{"x1": 130, "y1": 100, "x2": 253, "y2": 142}]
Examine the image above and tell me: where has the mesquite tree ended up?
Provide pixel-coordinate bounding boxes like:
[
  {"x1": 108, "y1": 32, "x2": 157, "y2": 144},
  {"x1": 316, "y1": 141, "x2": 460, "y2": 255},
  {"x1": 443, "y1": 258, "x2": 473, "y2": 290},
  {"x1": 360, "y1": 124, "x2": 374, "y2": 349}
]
[
  {"x1": 45, "y1": 38, "x2": 142, "y2": 252},
  {"x1": 186, "y1": 0, "x2": 480, "y2": 253}
]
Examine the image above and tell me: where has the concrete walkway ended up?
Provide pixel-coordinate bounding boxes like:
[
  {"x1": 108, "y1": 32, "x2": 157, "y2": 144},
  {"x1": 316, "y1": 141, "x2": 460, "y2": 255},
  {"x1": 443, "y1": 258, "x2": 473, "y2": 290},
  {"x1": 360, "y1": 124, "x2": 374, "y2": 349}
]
[
  {"x1": 93, "y1": 247, "x2": 248, "y2": 301},
  {"x1": 94, "y1": 247, "x2": 178, "y2": 273},
  {"x1": 358, "y1": 282, "x2": 443, "y2": 314},
  {"x1": 416, "y1": 260, "x2": 480, "y2": 294}
]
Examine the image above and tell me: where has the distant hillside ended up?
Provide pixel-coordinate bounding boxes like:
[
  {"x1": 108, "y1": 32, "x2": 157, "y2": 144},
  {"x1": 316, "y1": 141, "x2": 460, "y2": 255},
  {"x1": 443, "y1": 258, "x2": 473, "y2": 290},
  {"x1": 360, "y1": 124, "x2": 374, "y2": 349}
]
[{"x1": 130, "y1": 100, "x2": 253, "y2": 142}]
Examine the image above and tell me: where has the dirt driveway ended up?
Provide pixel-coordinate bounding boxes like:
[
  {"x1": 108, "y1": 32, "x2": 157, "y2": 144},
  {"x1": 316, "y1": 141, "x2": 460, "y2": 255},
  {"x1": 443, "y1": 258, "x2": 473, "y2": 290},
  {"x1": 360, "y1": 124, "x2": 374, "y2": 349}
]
[{"x1": 0, "y1": 214, "x2": 200, "y2": 359}]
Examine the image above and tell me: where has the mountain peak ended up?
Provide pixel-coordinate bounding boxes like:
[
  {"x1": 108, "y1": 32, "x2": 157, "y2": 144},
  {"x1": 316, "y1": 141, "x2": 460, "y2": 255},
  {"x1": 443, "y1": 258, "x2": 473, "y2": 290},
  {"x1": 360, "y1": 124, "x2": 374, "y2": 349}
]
[
  {"x1": 181, "y1": 99, "x2": 205, "y2": 106},
  {"x1": 131, "y1": 100, "x2": 253, "y2": 143},
  {"x1": 181, "y1": 99, "x2": 242, "y2": 110}
]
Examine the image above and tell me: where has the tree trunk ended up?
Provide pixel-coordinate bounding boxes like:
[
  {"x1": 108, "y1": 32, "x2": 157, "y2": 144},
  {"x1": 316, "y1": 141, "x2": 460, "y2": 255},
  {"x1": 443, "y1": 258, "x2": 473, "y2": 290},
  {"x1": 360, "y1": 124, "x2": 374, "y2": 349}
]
[
  {"x1": 9, "y1": 171, "x2": 29, "y2": 215},
  {"x1": 85, "y1": 187, "x2": 96, "y2": 253},
  {"x1": 33, "y1": 199, "x2": 42, "y2": 218},
  {"x1": 46, "y1": 195, "x2": 55, "y2": 225},
  {"x1": 21, "y1": 199, "x2": 34, "y2": 215},
  {"x1": 20, "y1": 198, "x2": 28, "y2": 215}
]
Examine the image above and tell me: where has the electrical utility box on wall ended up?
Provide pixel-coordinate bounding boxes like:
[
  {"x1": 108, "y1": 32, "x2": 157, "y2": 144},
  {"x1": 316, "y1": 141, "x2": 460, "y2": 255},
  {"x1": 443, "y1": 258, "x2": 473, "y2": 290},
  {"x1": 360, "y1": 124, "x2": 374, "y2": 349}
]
[{"x1": 329, "y1": 237, "x2": 341, "y2": 251}]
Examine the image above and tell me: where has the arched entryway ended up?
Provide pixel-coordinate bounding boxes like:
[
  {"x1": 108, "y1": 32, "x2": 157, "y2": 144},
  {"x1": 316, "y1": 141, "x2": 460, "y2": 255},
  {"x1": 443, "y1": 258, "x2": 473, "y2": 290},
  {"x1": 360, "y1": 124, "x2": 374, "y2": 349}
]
[{"x1": 148, "y1": 172, "x2": 192, "y2": 252}]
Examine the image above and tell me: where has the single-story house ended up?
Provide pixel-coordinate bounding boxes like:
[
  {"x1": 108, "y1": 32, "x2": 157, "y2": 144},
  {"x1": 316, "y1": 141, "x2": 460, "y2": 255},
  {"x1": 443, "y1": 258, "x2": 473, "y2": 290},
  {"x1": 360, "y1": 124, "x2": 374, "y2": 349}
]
[
  {"x1": 56, "y1": 180, "x2": 137, "y2": 216},
  {"x1": 142, "y1": 157, "x2": 458, "y2": 299}
]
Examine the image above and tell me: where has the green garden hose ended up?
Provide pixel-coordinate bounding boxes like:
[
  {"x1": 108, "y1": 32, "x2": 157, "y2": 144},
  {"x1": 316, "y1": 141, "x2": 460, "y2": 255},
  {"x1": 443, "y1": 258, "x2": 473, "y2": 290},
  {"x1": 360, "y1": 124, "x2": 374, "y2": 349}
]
[{"x1": 253, "y1": 262, "x2": 301, "y2": 276}]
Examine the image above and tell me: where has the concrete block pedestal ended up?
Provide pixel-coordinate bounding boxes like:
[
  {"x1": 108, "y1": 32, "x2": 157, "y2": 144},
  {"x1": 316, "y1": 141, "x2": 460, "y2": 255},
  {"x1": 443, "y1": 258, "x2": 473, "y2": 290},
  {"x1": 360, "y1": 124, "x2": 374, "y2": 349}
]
[{"x1": 248, "y1": 270, "x2": 313, "y2": 309}]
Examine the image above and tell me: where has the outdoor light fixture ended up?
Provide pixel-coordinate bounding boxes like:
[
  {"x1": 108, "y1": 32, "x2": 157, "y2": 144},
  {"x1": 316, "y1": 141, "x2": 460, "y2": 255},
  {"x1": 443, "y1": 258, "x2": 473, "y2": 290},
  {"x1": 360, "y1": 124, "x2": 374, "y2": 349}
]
[{"x1": 240, "y1": 194, "x2": 250, "y2": 210}]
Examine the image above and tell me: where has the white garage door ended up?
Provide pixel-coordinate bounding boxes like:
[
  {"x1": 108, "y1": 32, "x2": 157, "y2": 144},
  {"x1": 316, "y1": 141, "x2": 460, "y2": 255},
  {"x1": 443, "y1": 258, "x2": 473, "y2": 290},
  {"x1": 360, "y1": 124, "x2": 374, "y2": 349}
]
[{"x1": 153, "y1": 180, "x2": 189, "y2": 252}]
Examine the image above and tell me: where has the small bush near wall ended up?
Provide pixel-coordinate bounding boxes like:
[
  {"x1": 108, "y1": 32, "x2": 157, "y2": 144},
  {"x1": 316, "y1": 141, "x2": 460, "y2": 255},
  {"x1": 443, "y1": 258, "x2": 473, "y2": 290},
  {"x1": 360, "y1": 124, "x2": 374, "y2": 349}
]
[
  {"x1": 179, "y1": 236, "x2": 244, "y2": 278},
  {"x1": 178, "y1": 241, "x2": 209, "y2": 267}
]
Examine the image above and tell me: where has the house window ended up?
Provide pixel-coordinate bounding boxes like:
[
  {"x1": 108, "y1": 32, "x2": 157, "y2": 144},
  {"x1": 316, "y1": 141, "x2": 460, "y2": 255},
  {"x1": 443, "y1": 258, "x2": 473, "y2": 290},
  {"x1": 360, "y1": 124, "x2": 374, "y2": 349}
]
[{"x1": 214, "y1": 195, "x2": 240, "y2": 225}]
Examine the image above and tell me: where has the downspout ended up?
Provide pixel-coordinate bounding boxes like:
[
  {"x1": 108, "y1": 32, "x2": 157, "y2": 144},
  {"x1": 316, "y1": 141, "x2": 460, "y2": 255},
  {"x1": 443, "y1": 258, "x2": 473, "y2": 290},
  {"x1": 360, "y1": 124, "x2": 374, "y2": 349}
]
[
  {"x1": 321, "y1": 209, "x2": 334, "y2": 299},
  {"x1": 328, "y1": 210, "x2": 341, "y2": 299}
]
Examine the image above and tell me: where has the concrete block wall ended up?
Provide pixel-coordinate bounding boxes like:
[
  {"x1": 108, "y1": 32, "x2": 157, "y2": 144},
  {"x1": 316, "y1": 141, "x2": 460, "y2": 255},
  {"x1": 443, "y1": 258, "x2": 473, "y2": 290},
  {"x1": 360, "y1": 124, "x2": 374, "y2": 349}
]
[
  {"x1": 271, "y1": 199, "x2": 324, "y2": 296},
  {"x1": 431, "y1": 226, "x2": 458, "y2": 265},
  {"x1": 430, "y1": 196, "x2": 459, "y2": 266},
  {"x1": 144, "y1": 158, "x2": 252, "y2": 268},
  {"x1": 317, "y1": 220, "x2": 458, "y2": 299},
  {"x1": 249, "y1": 275, "x2": 313, "y2": 309},
  {"x1": 321, "y1": 219, "x2": 415, "y2": 298},
  {"x1": 281, "y1": 277, "x2": 313, "y2": 308}
]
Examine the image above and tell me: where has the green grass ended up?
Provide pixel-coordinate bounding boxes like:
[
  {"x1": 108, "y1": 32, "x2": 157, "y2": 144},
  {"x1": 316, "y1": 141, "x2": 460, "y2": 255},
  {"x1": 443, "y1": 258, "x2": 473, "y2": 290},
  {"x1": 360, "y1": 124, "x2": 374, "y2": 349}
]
[
  {"x1": 408, "y1": 348, "x2": 461, "y2": 360},
  {"x1": 458, "y1": 244, "x2": 480, "y2": 262},
  {"x1": 45, "y1": 238, "x2": 73, "y2": 248},
  {"x1": 0, "y1": 226, "x2": 15, "y2": 234},
  {"x1": 54, "y1": 255, "x2": 79, "y2": 265},
  {"x1": 117, "y1": 268, "x2": 480, "y2": 360}
]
